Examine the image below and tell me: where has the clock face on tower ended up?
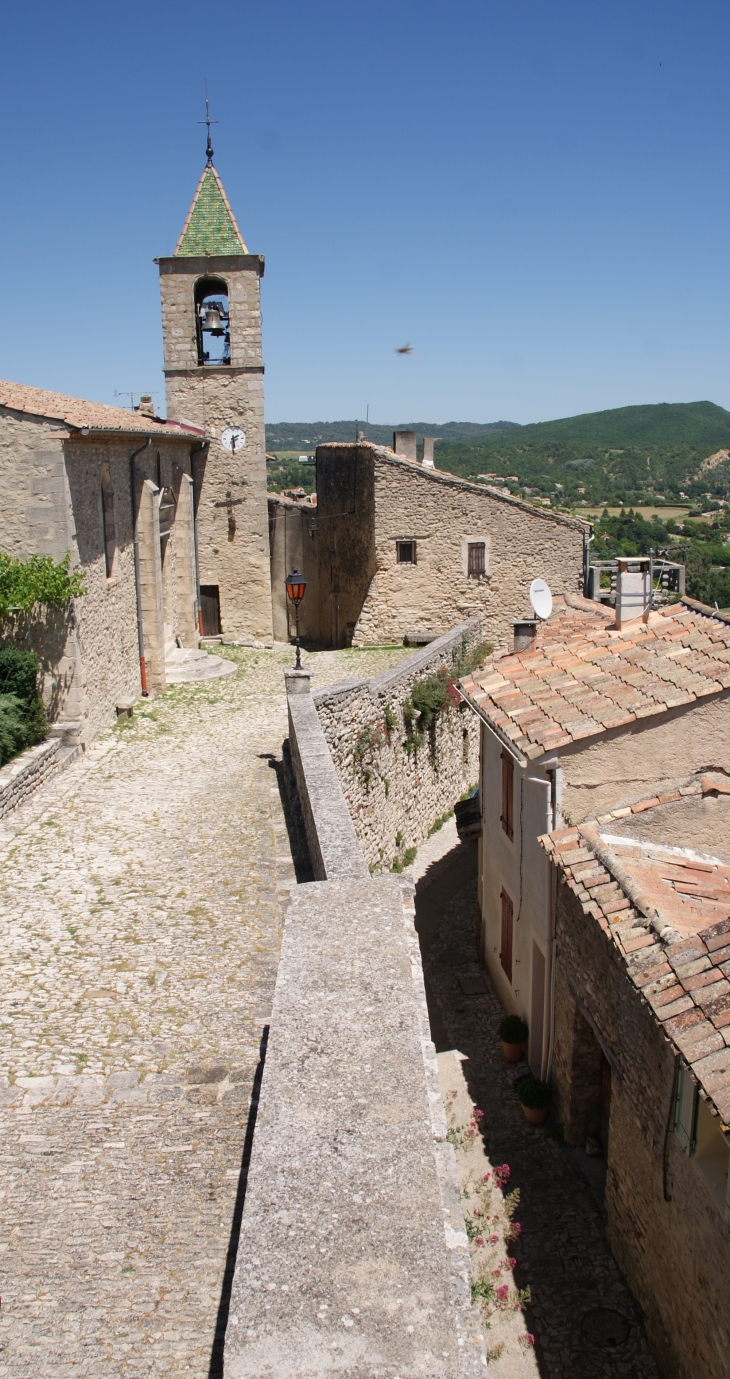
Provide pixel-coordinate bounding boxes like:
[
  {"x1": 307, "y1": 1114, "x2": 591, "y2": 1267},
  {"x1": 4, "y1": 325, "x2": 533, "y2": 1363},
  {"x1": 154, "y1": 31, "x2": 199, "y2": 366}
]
[{"x1": 221, "y1": 425, "x2": 246, "y2": 454}]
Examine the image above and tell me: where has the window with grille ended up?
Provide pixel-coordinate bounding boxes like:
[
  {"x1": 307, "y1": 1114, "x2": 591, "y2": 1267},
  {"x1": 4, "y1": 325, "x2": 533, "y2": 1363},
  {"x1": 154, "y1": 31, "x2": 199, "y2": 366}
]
[
  {"x1": 501, "y1": 750, "x2": 514, "y2": 840},
  {"x1": 397, "y1": 541, "x2": 416, "y2": 564},
  {"x1": 468, "y1": 542, "x2": 486, "y2": 577},
  {"x1": 500, "y1": 888, "x2": 513, "y2": 982}
]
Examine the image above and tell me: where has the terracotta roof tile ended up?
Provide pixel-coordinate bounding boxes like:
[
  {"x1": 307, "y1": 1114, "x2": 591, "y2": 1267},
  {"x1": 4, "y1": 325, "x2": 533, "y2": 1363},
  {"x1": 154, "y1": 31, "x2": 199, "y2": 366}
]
[
  {"x1": 462, "y1": 597, "x2": 730, "y2": 752},
  {"x1": 0, "y1": 380, "x2": 204, "y2": 437}
]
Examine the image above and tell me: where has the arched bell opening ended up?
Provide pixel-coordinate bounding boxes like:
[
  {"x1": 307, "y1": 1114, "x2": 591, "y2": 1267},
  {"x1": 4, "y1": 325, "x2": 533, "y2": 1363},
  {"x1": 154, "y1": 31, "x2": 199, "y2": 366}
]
[{"x1": 194, "y1": 277, "x2": 230, "y2": 366}]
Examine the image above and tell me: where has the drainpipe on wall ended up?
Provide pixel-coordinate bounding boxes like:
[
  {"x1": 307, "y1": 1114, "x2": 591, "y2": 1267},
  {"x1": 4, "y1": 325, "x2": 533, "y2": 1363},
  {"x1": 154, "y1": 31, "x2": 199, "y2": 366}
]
[
  {"x1": 130, "y1": 437, "x2": 152, "y2": 695},
  {"x1": 190, "y1": 442, "x2": 208, "y2": 636}
]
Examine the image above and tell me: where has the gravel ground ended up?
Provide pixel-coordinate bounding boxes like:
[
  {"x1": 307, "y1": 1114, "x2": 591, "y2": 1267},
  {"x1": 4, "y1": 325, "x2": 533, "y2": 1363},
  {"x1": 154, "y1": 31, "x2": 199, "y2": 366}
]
[{"x1": 0, "y1": 642, "x2": 408, "y2": 1379}]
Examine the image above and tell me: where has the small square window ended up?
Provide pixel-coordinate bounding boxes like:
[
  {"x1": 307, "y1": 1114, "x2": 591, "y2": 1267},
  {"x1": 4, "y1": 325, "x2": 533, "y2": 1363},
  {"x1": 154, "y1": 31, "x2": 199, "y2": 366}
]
[
  {"x1": 397, "y1": 541, "x2": 416, "y2": 565},
  {"x1": 468, "y1": 542, "x2": 486, "y2": 577}
]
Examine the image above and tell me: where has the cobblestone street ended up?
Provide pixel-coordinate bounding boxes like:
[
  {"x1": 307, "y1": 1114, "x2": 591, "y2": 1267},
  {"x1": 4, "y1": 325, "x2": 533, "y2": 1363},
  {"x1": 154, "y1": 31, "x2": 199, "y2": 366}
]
[{"x1": 0, "y1": 643, "x2": 407, "y2": 1379}]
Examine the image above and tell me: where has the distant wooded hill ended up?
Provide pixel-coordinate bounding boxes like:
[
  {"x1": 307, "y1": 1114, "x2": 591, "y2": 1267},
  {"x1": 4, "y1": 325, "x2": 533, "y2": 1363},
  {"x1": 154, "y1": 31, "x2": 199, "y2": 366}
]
[
  {"x1": 265, "y1": 419, "x2": 518, "y2": 449},
  {"x1": 430, "y1": 401, "x2": 730, "y2": 506}
]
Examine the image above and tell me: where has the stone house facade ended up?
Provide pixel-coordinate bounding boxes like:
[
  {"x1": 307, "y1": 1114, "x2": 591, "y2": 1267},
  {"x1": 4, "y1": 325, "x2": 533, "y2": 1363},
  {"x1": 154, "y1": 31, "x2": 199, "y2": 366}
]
[
  {"x1": 541, "y1": 787, "x2": 730, "y2": 1379},
  {"x1": 314, "y1": 441, "x2": 587, "y2": 650},
  {"x1": 267, "y1": 495, "x2": 320, "y2": 644},
  {"x1": 458, "y1": 595, "x2": 730, "y2": 1077},
  {"x1": 157, "y1": 160, "x2": 272, "y2": 643},
  {"x1": 0, "y1": 381, "x2": 203, "y2": 744}
]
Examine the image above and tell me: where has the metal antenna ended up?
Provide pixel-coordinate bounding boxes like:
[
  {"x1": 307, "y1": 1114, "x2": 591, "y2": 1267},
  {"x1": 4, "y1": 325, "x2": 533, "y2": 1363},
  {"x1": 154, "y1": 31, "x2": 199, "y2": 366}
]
[{"x1": 199, "y1": 82, "x2": 218, "y2": 164}]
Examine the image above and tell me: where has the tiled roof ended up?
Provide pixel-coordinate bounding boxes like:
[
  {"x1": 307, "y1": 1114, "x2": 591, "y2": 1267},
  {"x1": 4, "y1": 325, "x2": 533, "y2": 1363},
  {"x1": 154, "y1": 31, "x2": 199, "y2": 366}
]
[
  {"x1": 0, "y1": 381, "x2": 204, "y2": 437},
  {"x1": 541, "y1": 779, "x2": 730, "y2": 1122},
  {"x1": 459, "y1": 596, "x2": 730, "y2": 761},
  {"x1": 174, "y1": 165, "x2": 248, "y2": 257}
]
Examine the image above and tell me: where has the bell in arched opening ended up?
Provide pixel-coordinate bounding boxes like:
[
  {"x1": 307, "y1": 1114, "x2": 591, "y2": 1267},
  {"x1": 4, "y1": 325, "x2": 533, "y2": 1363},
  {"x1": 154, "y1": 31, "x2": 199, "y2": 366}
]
[{"x1": 194, "y1": 276, "x2": 230, "y2": 366}]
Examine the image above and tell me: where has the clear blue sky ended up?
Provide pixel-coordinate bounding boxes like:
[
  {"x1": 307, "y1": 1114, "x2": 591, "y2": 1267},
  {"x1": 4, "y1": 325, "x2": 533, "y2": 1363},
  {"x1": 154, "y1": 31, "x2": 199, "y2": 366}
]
[{"x1": 3, "y1": 0, "x2": 729, "y2": 426}]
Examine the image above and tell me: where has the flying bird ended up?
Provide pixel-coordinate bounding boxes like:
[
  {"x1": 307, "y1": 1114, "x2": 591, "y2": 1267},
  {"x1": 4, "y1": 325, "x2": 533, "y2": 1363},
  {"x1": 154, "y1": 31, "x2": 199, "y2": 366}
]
[{"x1": 395, "y1": 343, "x2": 414, "y2": 355}]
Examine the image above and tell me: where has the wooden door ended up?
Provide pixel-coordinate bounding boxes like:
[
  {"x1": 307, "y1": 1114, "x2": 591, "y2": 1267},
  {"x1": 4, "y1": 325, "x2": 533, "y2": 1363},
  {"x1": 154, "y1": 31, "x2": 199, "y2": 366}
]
[{"x1": 500, "y1": 889, "x2": 513, "y2": 982}]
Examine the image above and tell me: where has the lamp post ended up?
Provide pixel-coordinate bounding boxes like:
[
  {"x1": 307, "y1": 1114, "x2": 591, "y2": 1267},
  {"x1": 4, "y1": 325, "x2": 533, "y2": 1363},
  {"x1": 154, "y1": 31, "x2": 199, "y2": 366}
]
[{"x1": 285, "y1": 569, "x2": 307, "y2": 669}]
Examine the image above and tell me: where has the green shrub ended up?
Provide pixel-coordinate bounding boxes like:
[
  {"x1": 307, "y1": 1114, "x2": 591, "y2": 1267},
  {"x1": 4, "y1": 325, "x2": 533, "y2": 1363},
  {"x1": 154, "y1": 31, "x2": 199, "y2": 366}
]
[
  {"x1": 516, "y1": 1074, "x2": 550, "y2": 1110},
  {"x1": 0, "y1": 649, "x2": 47, "y2": 763},
  {"x1": 403, "y1": 846, "x2": 417, "y2": 867},
  {"x1": 0, "y1": 551, "x2": 85, "y2": 617},
  {"x1": 0, "y1": 694, "x2": 30, "y2": 766},
  {"x1": 498, "y1": 1014, "x2": 529, "y2": 1044}
]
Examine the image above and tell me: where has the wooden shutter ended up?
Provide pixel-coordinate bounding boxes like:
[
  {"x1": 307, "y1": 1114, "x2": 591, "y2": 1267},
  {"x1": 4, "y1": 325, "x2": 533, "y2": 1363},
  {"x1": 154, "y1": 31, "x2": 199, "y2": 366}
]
[
  {"x1": 501, "y1": 751, "x2": 514, "y2": 840},
  {"x1": 500, "y1": 888, "x2": 513, "y2": 982},
  {"x1": 468, "y1": 542, "x2": 486, "y2": 576},
  {"x1": 673, "y1": 1060, "x2": 698, "y2": 1155}
]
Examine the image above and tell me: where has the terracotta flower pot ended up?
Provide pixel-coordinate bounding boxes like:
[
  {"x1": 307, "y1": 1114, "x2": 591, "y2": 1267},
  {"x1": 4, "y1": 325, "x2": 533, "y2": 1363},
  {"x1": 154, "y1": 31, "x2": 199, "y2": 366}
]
[
  {"x1": 502, "y1": 1041, "x2": 524, "y2": 1063},
  {"x1": 522, "y1": 1104, "x2": 549, "y2": 1126}
]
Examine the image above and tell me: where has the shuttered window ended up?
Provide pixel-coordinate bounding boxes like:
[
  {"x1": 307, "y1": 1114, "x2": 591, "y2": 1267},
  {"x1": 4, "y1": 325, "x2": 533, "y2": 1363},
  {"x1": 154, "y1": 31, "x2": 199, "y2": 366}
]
[
  {"x1": 468, "y1": 542, "x2": 486, "y2": 577},
  {"x1": 501, "y1": 750, "x2": 514, "y2": 840},
  {"x1": 673, "y1": 1059, "x2": 698, "y2": 1155},
  {"x1": 500, "y1": 888, "x2": 513, "y2": 982}
]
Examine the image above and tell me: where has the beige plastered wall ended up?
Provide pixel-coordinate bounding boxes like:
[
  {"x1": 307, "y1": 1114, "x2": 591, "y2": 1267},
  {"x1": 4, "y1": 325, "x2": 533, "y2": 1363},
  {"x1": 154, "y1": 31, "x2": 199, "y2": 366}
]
[
  {"x1": 557, "y1": 689, "x2": 730, "y2": 823},
  {"x1": 324, "y1": 447, "x2": 586, "y2": 650},
  {"x1": 159, "y1": 255, "x2": 273, "y2": 643}
]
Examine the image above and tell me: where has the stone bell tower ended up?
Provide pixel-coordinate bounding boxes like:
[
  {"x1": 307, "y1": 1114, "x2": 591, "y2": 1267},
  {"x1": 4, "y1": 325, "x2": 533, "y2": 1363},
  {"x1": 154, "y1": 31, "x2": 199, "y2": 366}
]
[{"x1": 157, "y1": 142, "x2": 273, "y2": 642}]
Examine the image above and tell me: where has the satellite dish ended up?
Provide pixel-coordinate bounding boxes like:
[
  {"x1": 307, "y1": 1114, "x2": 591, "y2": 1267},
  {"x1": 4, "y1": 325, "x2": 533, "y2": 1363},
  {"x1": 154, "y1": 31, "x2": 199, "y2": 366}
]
[{"x1": 530, "y1": 578, "x2": 553, "y2": 620}]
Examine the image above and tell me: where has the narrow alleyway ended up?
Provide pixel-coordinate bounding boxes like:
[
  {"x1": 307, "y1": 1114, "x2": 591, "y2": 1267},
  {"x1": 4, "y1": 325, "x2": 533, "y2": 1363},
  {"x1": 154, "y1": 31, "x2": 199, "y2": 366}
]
[
  {"x1": 0, "y1": 643, "x2": 407, "y2": 1379},
  {"x1": 415, "y1": 836, "x2": 663, "y2": 1379}
]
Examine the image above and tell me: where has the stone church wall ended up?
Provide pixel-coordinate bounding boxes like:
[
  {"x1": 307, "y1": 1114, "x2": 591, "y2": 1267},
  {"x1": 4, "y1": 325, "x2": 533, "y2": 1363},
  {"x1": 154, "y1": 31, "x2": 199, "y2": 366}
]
[
  {"x1": 552, "y1": 879, "x2": 730, "y2": 1379},
  {"x1": 313, "y1": 622, "x2": 482, "y2": 870}
]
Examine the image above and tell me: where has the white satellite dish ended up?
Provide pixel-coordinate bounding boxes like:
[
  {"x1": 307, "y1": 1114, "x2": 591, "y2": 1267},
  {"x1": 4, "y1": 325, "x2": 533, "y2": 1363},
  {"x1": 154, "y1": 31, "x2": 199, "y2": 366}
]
[{"x1": 530, "y1": 578, "x2": 553, "y2": 620}]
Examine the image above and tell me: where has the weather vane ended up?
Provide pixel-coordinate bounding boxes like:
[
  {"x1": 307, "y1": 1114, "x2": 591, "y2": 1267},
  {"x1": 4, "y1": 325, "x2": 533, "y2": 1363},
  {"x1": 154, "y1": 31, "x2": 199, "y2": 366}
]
[{"x1": 199, "y1": 83, "x2": 218, "y2": 165}]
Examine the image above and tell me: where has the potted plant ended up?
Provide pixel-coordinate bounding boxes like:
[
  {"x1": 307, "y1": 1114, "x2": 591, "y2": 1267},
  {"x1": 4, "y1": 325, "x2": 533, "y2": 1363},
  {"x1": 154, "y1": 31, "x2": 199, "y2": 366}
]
[
  {"x1": 497, "y1": 1014, "x2": 529, "y2": 1063},
  {"x1": 516, "y1": 1074, "x2": 550, "y2": 1126}
]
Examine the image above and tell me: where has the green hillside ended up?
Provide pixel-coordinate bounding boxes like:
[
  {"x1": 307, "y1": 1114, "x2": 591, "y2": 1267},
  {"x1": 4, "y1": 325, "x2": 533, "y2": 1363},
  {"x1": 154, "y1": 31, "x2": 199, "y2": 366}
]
[
  {"x1": 431, "y1": 401, "x2": 730, "y2": 507},
  {"x1": 265, "y1": 418, "x2": 517, "y2": 450}
]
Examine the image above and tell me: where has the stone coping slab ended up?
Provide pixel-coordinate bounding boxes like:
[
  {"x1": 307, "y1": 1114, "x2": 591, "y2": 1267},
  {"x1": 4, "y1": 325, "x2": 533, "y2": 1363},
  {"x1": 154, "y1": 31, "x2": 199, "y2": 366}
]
[{"x1": 225, "y1": 875, "x2": 485, "y2": 1378}]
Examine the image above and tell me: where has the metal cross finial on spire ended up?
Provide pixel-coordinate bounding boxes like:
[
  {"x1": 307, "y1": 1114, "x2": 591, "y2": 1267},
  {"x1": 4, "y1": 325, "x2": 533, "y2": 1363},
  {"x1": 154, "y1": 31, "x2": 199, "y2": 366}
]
[{"x1": 198, "y1": 83, "x2": 218, "y2": 165}]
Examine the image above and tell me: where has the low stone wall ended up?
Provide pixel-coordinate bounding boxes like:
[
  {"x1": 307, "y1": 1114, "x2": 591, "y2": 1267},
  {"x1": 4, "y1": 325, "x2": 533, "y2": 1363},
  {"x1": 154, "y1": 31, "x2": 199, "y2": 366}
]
[
  {"x1": 0, "y1": 738, "x2": 60, "y2": 820},
  {"x1": 313, "y1": 622, "x2": 482, "y2": 870},
  {"x1": 225, "y1": 875, "x2": 485, "y2": 1379}
]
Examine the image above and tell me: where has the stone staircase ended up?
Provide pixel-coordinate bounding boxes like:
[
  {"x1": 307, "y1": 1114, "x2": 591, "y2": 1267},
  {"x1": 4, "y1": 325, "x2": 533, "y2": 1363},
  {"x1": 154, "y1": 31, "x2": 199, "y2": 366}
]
[{"x1": 164, "y1": 644, "x2": 238, "y2": 685}]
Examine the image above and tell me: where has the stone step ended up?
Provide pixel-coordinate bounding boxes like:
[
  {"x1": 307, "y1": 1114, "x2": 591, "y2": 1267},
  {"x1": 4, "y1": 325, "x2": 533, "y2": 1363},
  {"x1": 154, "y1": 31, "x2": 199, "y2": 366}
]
[{"x1": 164, "y1": 647, "x2": 237, "y2": 685}]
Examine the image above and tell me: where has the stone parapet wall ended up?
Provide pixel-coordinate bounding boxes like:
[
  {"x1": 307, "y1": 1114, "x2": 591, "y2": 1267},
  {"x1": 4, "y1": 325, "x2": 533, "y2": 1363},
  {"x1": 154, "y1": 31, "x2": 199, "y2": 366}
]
[
  {"x1": 313, "y1": 622, "x2": 482, "y2": 870},
  {"x1": 225, "y1": 875, "x2": 485, "y2": 1378},
  {"x1": 0, "y1": 738, "x2": 60, "y2": 820},
  {"x1": 286, "y1": 671, "x2": 369, "y2": 881}
]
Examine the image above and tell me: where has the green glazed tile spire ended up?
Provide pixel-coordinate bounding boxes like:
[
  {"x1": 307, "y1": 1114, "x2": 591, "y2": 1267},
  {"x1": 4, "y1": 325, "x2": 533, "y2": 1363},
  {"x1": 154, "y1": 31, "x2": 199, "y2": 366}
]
[{"x1": 174, "y1": 166, "x2": 248, "y2": 257}]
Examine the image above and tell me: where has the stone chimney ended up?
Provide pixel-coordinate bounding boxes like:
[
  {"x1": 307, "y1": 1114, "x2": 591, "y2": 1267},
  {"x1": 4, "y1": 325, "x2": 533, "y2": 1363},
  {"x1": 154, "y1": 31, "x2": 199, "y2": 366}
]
[
  {"x1": 615, "y1": 558, "x2": 651, "y2": 629},
  {"x1": 513, "y1": 619, "x2": 538, "y2": 652},
  {"x1": 137, "y1": 395, "x2": 155, "y2": 417},
  {"x1": 422, "y1": 437, "x2": 436, "y2": 468},
  {"x1": 393, "y1": 430, "x2": 417, "y2": 461}
]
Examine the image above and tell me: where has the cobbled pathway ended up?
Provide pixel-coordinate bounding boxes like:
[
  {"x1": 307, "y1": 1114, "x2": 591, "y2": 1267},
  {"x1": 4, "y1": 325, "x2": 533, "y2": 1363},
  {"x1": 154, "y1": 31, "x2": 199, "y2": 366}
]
[
  {"x1": 0, "y1": 642, "x2": 407, "y2": 1379},
  {"x1": 416, "y1": 840, "x2": 664, "y2": 1379}
]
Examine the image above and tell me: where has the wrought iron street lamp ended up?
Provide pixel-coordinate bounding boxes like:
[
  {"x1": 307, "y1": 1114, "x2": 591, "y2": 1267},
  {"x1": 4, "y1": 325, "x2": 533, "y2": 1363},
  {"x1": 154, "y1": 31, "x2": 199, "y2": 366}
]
[{"x1": 285, "y1": 569, "x2": 307, "y2": 669}]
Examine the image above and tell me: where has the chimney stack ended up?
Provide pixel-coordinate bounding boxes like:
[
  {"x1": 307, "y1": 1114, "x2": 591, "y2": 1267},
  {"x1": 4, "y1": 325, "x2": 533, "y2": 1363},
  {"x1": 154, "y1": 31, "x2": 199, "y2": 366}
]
[
  {"x1": 513, "y1": 619, "x2": 538, "y2": 653},
  {"x1": 615, "y1": 558, "x2": 651, "y2": 629},
  {"x1": 422, "y1": 437, "x2": 436, "y2": 468},
  {"x1": 393, "y1": 430, "x2": 417, "y2": 461},
  {"x1": 137, "y1": 395, "x2": 155, "y2": 417}
]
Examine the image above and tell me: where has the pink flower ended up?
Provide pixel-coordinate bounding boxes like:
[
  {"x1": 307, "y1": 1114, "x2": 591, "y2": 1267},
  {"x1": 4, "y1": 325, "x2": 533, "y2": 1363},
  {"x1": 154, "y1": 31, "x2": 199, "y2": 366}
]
[
  {"x1": 491, "y1": 1268, "x2": 502, "y2": 1277},
  {"x1": 473, "y1": 1108, "x2": 484, "y2": 1119},
  {"x1": 518, "y1": 1334, "x2": 535, "y2": 1351},
  {"x1": 488, "y1": 1234, "x2": 499, "y2": 1245},
  {"x1": 495, "y1": 1284, "x2": 510, "y2": 1306},
  {"x1": 493, "y1": 1164, "x2": 511, "y2": 1187},
  {"x1": 475, "y1": 1236, "x2": 485, "y2": 1247},
  {"x1": 502, "y1": 1256, "x2": 517, "y2": 1270},
  {"x1": 481, "y1": 1172, "x2": 491, "y2": 1183},
  {"x1": 510, "y1": 1222, "x2": 522, "y2": 1236}
]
